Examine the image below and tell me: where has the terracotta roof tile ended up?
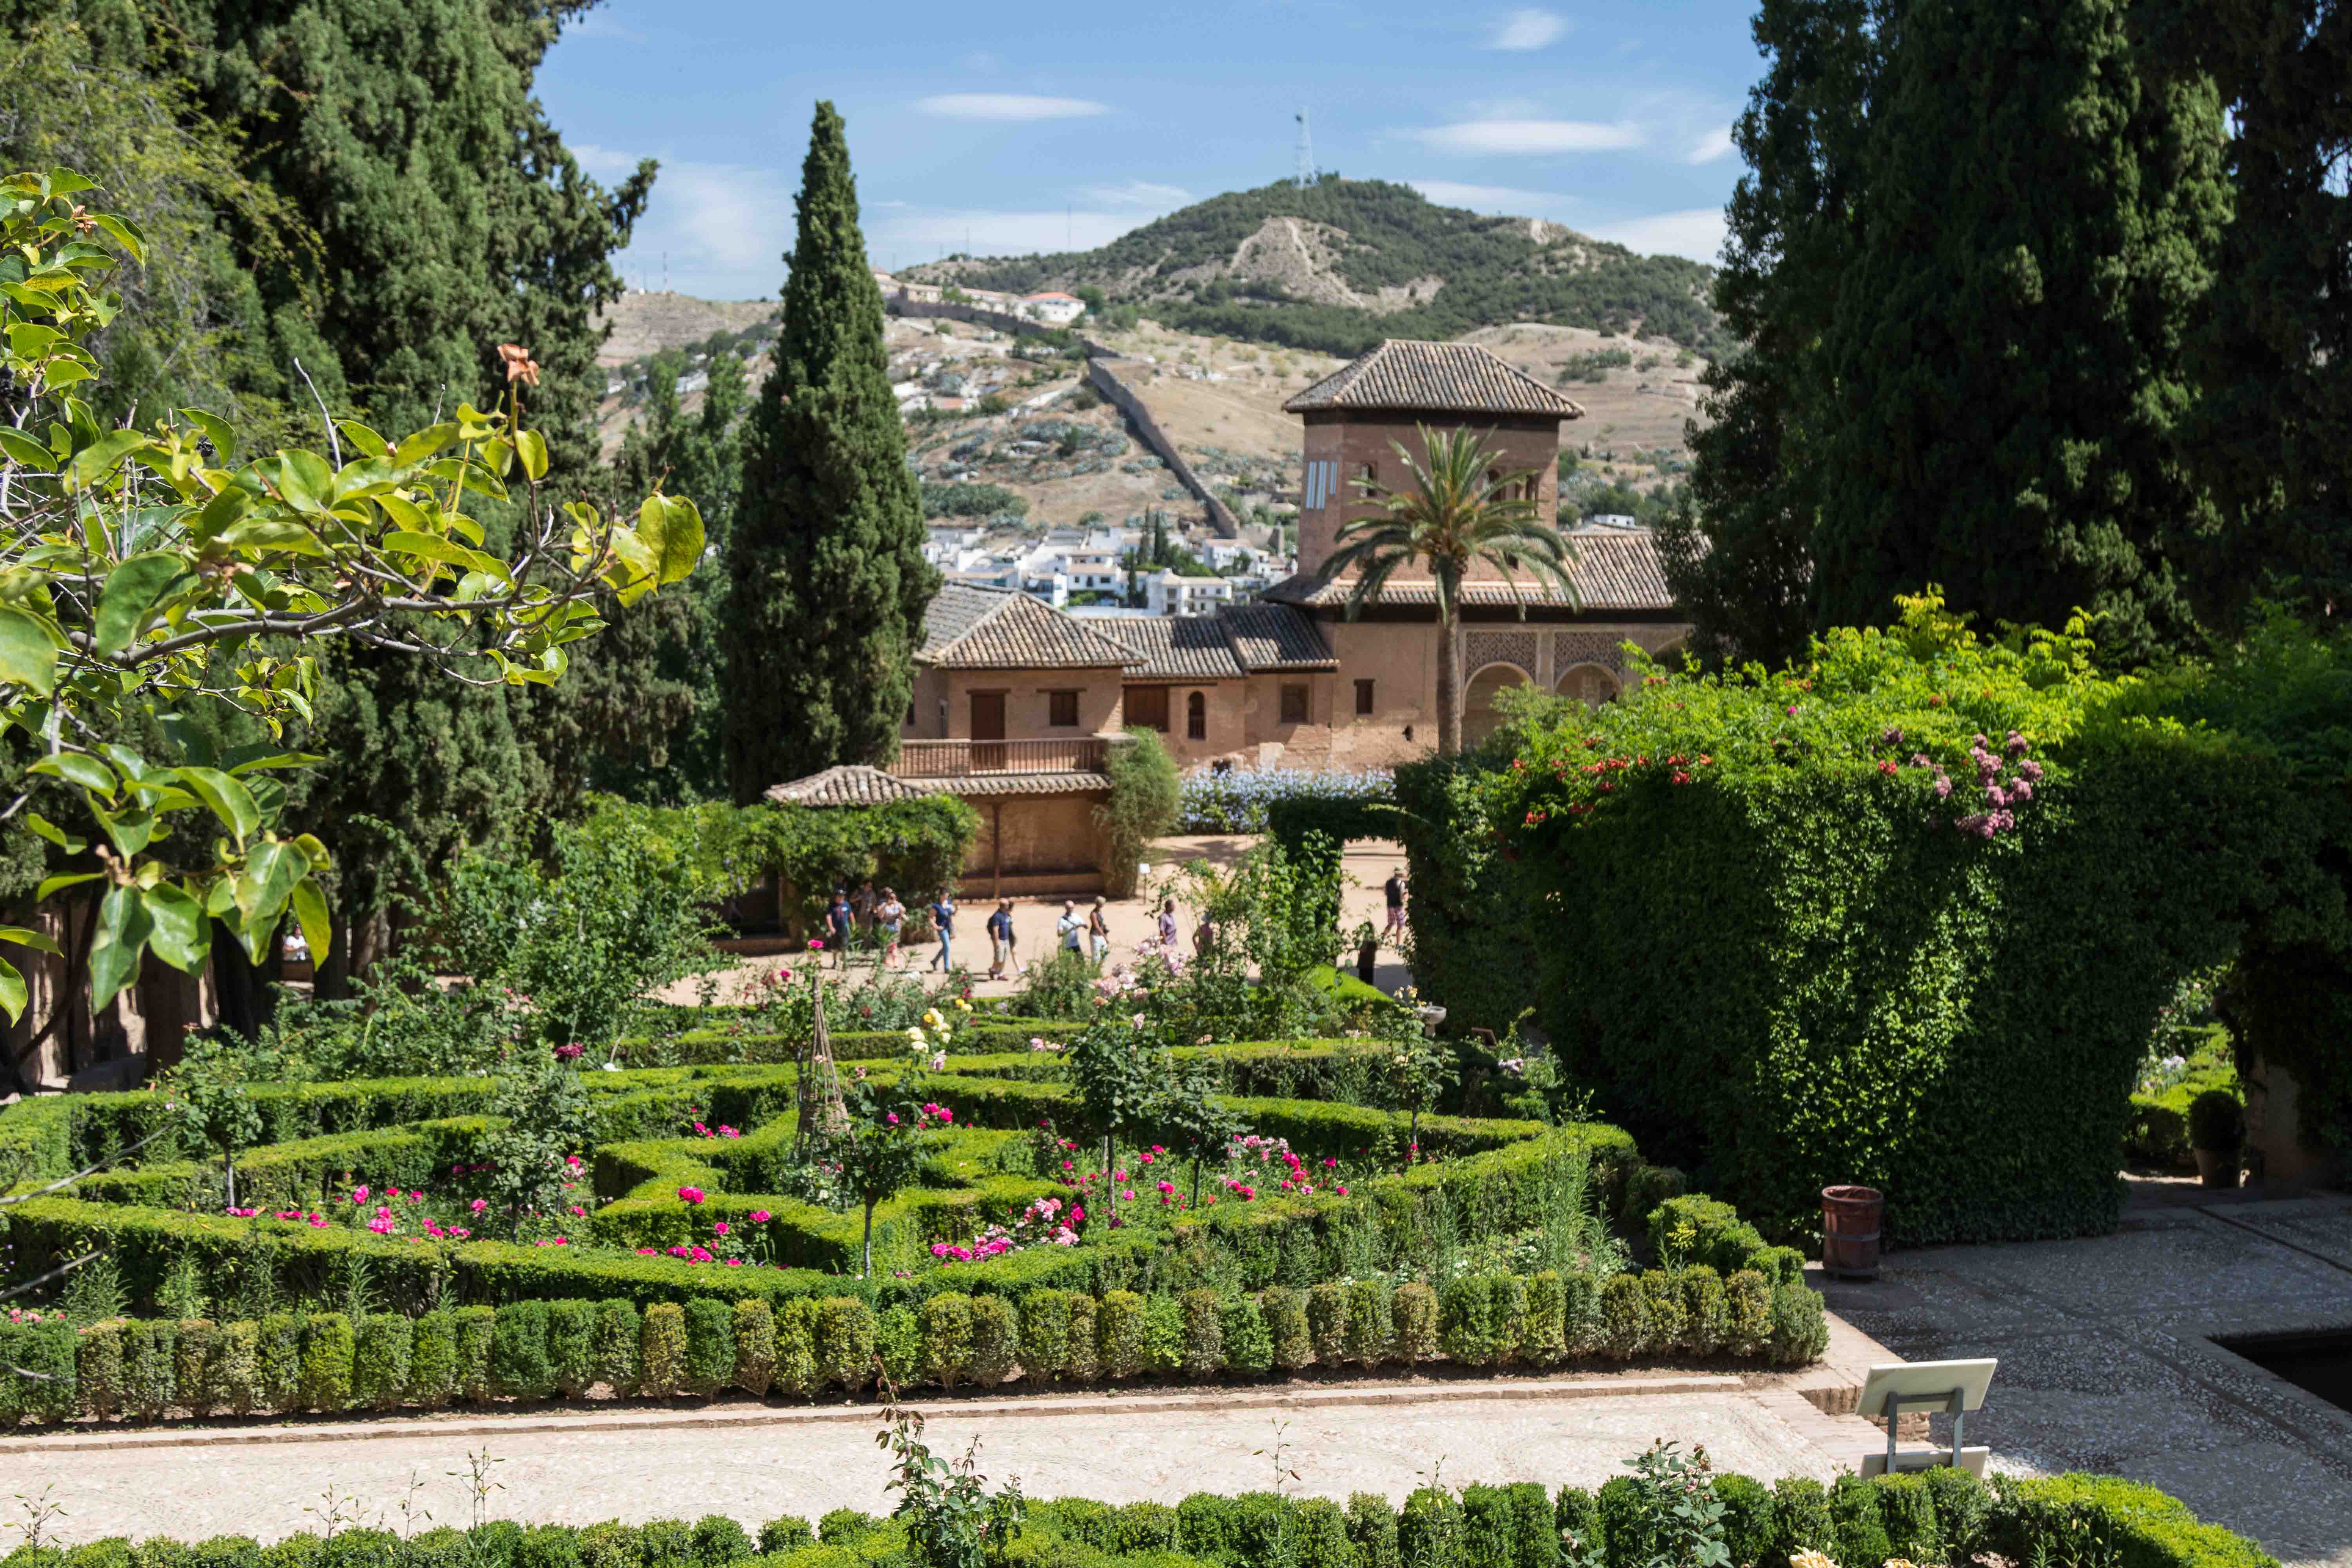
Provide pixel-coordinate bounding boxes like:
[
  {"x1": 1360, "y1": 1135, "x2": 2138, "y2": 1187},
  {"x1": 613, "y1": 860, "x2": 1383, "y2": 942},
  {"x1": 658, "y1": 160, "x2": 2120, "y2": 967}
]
[
  {"x1": 927, "y1": 771, "x2": 1112, "y2": 797},
  {"x1": 765, "y1": 766, "x2": 944, "y2": 808},
  {"x1": 1115, "y1": 616, "x2": 1249, "y2": 680},
  {"x1": 1268, "y1": 528, "x2": 1677, "y2": 614},
  {"x1": 918, "y1": 583, "x2": 1141, "y2": 669},
  {"x1": 1219, "y1": 603, "x2": 1338, "y2": 670},
  {"x1": 1282, "y1": 340, "x2": 1585, "y2": 419}
]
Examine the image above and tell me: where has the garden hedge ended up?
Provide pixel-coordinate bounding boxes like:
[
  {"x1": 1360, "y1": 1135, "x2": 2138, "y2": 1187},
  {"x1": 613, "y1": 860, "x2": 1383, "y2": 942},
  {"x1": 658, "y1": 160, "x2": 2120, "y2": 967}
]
[
  {"x1": 1395, "y1": 601, "x2": 2352, "y2": 1245},
  {"x1": 0, "y1": 1260, "x2": 1822, "y2": 1427},
  {"x1": 0, "y1": 1466, "x2": 2274, "y2": 1568}
]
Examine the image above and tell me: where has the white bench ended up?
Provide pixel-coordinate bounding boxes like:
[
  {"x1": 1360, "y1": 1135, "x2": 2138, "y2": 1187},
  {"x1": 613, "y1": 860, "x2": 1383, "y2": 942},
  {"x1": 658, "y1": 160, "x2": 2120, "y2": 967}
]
[{"x1": 1855, "y1": 1358, "x2": 1996, "y2": 1477}]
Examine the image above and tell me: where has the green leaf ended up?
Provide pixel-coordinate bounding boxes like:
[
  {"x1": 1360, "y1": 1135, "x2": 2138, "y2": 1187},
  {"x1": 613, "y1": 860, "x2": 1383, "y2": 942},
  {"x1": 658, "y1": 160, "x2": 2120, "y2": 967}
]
[
  {"x1": 87, "y1": 885, "x2": 153, "y2": 1013},
  {"x1": 87, "y1": 799, "x2": 158, "y2": 858},
  {"x1": 0, "y1": 957, "x2": 22, "y2": 1025},
  {"x1": 392, "y1": 423, "x2": 458, "y2": 466},
  {"x1": 172, "y1": 766, "x2": 260, "y2": 842},
  {"x1": 29, "y1": 751, "x2": 117, "y2": 796},
  {"x1": 24, "y1": 813, "x2": 85, "y2": 853},
  {"x1": 35, "y1": 872, "x2": 103, "y2": 901},
  {"x1": 514, "y1": 428, "x2": 548, "y2": 481},
  {"x1": 0, "y1": 926, "x2": 63, "y2": 958},
  {"x1": 0, "y1": 605, "x2": 58, "y2": 694},
  {"x1": 144, "y1": 883, "x2": 209, "y2": 973},
  {"x1": 636, "y1": 494, "x2": 708, "y2": 585},
  {"x1": 235, "y1": 839, "x2": 309, "y2": 927},
  {"x1": 0, "y1": 426, "x2": 56, "y2": 469},
  {"x1": 383, "y1": 530, "x2": 505, "y2": 578},
  {"x1": 225, "y1": 750, "x2": 322, "y2": 777},
  {"x1": 273, "y1": 449, "x2": 335, "y2": 511},
  {"x1": 40, "y1": 357, "x2": 91, "y2": 388},
  {"x1": 290, "y1": 878, "x2": 332, "y2": 967},
  {"x1": 65, "y1": 428, "x2": 148, "y2": 490},
  {"x1": 335, "y1": 420, "x2": 390, "y2": 459},
  {"x1": 178, "y1": 407, "x2": 234, "y2": 463},
  {"x1": 89, "y1": 212, "x2": 145, "y2": 264},
  {"x1": 92, "y1": 552, "x2": 194, "y2": 656}
]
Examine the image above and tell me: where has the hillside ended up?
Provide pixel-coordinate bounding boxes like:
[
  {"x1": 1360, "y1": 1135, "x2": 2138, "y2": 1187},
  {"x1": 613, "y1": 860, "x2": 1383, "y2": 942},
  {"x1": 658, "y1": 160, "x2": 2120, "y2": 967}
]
[{"x1": 903, "y1": 176, "x2": 1729, "y2": 360}]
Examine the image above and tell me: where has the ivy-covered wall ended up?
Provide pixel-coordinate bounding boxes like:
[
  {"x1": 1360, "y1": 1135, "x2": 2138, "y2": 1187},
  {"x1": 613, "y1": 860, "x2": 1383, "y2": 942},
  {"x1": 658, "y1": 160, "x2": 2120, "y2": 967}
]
[{"x1": 1396, "y1": 598, "x2": 2352, "y2": 1247}]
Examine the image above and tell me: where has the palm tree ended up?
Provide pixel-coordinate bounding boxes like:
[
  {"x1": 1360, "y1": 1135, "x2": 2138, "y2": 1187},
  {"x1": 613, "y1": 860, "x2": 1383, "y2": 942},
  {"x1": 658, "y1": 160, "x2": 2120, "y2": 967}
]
[{"x1": 1317, "y1": 425, "x2": 1579, "y2": 755}]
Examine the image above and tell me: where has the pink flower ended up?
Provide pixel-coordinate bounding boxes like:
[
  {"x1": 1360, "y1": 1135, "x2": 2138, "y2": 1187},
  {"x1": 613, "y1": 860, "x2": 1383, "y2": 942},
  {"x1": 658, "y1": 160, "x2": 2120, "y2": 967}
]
[
  {"x1": 350, "y1": 1187, "x2": 369, "y2": 1203},
  {"x1": 725, "y1": 1258, "x2": 743, "y2": 1267},
  {"x1": 678, "y1": 1186, "x2": 706, "y2": 1204},
  {"x1": 452, "y1": 1227, "x2": 471, "y2": 1239},
  {"x1": 719, "y1": 1125, "x2": 740, "y2": 1138},
  {"x1": 471, "y1": 1198, "x2": 489, "y2": 1213},
  {"x1": 569, "y1": 1205, "x2": 586, "y2": 1218},
  {"x1": 1120, "y1": 1189, "x2": 1135, "y2": 1201},
  {"x1": 887, "y1": 1112, "x2": 900, "y2": 1125},
  {"x1": 713, "y1": 1221, "x2": 731, "y2": 1236},
  {"x1": 1335, "y1": 1185, "x2": 1349, "y2": 1196},
  {"x1": 749, "y1": 1209, "x2": 772, "y2": 1223},
  {"x1": 808, "y1": 939, "x2": 825, "y2": 950},
  {"x1": 1158, "y1": 1180, "x2": 1174, "y2": 1194},
  {"x1": 554, "y1": 1043, "x2": 585, "y2": 1061},
  {"x1": 637, "y1": 1248, "x2": 657, "y2": 1256},
  {"x1": 1069, "y1": 1205, "x2": 1085, "y2": 1224},
  {"x1": 408, "y1": 1191, "x2": 424, "y2": 1203}
]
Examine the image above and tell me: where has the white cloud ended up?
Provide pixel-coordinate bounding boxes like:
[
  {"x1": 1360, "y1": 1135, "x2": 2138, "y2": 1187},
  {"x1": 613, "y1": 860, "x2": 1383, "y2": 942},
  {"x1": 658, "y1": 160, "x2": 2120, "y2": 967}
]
[
  {"x1": 1412, "y1": 119, "x2": 1645, "y2": 154},
  {"x1": 1487, "y1": 8, "x2": 1568, "y2": 50},
  {"x1": 570, "y1": 143, "x2": 644, "y2": 179},
  {"x1": 1408, "y1": 180, "x2": 1577, "y2": 212},
  {"x1": 1087, "y1": 180, "x2": 1192, "y2": 208},
  {"x1": 916, "y1": 94, "x2": 1110, "y2": 122},
  {"x1": 1588, "y1": 207, "x2": 1726, "y2": 263},
  {"x1": 1686, "y1": 126, "x2": 1736, "y2": 164}
]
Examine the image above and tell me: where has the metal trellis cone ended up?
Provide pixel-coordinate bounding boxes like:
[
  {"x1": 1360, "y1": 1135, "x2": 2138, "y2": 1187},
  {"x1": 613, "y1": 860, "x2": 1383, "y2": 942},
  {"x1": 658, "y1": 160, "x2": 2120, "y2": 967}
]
[{"x1": 798, "y1": 972, "x2": 850, "y2": 1151}]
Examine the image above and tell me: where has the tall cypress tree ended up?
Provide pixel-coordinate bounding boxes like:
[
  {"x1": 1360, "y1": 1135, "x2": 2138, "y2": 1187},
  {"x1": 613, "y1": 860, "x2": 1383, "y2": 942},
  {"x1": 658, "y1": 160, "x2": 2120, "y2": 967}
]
[
  {"x1": 1808, "y1": 0, "x2": 2228, "y2": 661},
  {"x1": 725, "y1": 103, "x2": 934, "y2": 802}
]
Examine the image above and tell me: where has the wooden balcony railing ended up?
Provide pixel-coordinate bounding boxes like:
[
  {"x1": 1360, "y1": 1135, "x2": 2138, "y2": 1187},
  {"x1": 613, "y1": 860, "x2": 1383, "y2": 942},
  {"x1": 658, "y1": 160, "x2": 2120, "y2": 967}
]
[{"x1": 894, "y1": 736, "x2": 1110, "y2": 778}]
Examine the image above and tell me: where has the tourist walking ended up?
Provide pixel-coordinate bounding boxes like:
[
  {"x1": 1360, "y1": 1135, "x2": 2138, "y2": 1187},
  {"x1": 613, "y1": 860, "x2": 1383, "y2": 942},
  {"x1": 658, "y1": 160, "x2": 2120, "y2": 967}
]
[
  {"x1": 1384, "y1": 866, "x2": 1407, "y2": 943},
  {"x1": 1157, "y1": 896, "x2": 1179, "y2": 958},
  {"x1": 875, "y1": 887, "x2": 906, "y2": 969},
  {"x1": 987, "y1": 900, "x2": 1015, "y2": 979},
  {"x1": 929, "y1": 892, "x2": 956, "y2": 972},
  {"x1": 1087, "y1": 895, "x2": 1110, "y2": 962},
  {"x1": 1193, "y1": 911, "x2": 1216, "y2": 962},
  {"x1": 1056, "y1": 899, "x2": 1085, "y2": 956},
  {"x1": 826, "y1": 887, "x2": 853, "y2": 970},
  {"x1": 851, "y1": 878, "x2": 877, "y2": 961}
]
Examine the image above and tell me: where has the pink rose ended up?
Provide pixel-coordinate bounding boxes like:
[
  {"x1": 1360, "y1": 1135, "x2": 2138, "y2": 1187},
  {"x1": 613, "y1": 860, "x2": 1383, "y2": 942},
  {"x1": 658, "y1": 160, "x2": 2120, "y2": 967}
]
[{"x1": 749, "y1": 1209, "x2": 772, "y2": 1223}]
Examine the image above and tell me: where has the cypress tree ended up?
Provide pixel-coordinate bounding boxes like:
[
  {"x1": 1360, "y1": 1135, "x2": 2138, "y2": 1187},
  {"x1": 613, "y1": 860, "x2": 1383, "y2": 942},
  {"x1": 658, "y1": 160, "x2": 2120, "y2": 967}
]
[
  {"x1": 1808, "y1": 0, "x2": 2228, "y2": 661},
  {"x1": 726, "y1": 102, "x2": 935, "y2": 801}
]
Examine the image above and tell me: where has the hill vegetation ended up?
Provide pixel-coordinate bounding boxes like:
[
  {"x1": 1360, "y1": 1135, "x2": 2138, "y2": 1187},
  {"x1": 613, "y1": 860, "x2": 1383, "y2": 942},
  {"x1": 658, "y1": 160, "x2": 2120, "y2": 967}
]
[{"x1": 909, "y1": 177, "x2": 1729, "y2": 359}]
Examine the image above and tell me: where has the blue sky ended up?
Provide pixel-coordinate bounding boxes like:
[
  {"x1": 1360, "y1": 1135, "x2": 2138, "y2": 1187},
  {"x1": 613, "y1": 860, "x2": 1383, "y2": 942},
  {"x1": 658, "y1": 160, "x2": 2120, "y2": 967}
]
[{"x1": 538, "y1": 0, "x2": 1769, "y2": 302}]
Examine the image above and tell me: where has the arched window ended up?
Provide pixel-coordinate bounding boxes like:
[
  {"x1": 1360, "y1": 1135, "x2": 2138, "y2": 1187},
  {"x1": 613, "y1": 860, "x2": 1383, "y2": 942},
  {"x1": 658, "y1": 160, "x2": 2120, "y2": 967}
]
[
  {"x1": 1557, "y1": 663, "x2": 1621, "y2": 709},
  {"x1": 1186, "y1": 690, "x2": 1207, "y2": 741},
  {"x1": 1464, "y1": 662, "x2": 1533, "y2": 746}
]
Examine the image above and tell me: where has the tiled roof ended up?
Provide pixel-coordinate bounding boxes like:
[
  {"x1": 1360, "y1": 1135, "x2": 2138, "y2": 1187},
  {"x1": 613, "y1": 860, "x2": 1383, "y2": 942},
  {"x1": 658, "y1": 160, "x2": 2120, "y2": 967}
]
[
  {"x1": 1116, "y1": 616, "x2": 1249, "y2": 680},
  {"x1": 918, "y1": 583, "x2": 1141, "y2": 669},
  {"x1": 1219, "y1": 603, "x2": 1338, "y2": 670},
  {"x1": 766, "y1": 766, "x2": 944, "y2": 808},
  {"x1": 1282, "y1": 340, "x2": 1585, "y2": 419},
  {"x1": 1268, "y1": 529, "x2": 1677, "y2": 614},
  {"x1": 929, "y1": 771, "x2": 1111, "y2": 797}
]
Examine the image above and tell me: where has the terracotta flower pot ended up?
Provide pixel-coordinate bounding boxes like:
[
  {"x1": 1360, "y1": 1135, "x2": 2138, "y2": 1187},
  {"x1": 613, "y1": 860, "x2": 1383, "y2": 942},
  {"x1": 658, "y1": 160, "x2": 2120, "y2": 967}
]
[{"x1": 2194, "y1": 1146, "x2": 2241, "y2": 1189}]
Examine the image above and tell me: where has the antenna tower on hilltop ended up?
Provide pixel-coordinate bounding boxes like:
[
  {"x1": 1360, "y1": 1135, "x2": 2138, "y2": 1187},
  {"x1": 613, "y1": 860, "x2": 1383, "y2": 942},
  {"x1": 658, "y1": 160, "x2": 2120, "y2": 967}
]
[{"x1": 1295, "y1": 108, "x2": 1315, "y2": 187}]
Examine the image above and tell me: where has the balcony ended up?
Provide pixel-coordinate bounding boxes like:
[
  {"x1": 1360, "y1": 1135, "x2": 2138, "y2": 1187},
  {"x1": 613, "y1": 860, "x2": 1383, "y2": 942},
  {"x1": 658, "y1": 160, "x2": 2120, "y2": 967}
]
[{"x1": 894, "y1": 736, "x2": 1111, "y2": 778}]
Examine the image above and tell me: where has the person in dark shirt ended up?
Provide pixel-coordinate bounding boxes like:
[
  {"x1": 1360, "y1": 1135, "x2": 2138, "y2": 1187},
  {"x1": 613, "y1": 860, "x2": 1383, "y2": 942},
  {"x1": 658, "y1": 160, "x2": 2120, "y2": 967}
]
[
  {"x1": 986, "y1": 900, "x2": 1015, "y2": 980},
  {"x1": 929, "y1": 893, "x2": 956, "y2": 973},
  {"x1": 826, "y1": 887, "x2": 853, "y2": 969},
  {"x1": 1384, "y1": 868, "x2": 1407, "y2": 944}
]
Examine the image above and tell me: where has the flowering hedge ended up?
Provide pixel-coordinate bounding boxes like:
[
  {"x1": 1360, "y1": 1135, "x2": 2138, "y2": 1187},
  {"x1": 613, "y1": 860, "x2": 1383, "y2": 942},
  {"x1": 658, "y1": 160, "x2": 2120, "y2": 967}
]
[
  {"x1": 1397, "y1": 596, "x2": 2352, "y2": 1245},
  {"x1": 1177, "y1": 766, "x2": 1395, "y2": 834}
]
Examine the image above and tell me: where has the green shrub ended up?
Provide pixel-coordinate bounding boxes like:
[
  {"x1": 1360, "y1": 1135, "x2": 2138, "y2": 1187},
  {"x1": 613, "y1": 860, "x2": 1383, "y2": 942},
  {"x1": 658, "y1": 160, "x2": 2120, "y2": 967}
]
[
  {"x1": 1176, "y1": 1494, "x2": 1238, "y2": 1561},
  {"x1": 1770, "y1": 1477, "x2": 1832, "y2": 1563},
  {"x1": 1768, "y1": 1280, "x2": 1829, "y2": 1365},
  {"x1": 1828, "y1": 1474, "x2": 1892, "y2": 1568},
  {"x1": 252, "y1": 1312, "x2": 300, "y2": 1410},
  {"x1": 813, "y1": 1297, "x2": 872, "y2": 1391},
  {"x1": 690, "y1": 1516, "x2": 750, "y2": 1567},
  {"x1": 1344, "y1": 1278, "x2": 1392, "y2": 1365},
  {"x1": 1295, "y1": 1496, "x2": 1352, "y2": 1568},
  {"x1": 1680, "y1": 1267, "x2": 1730, "y2": 1356},
  {"x1": 1348, "y1": 1493, "x2": 1402, "y2": 1568},
  {"x1": 683, "y1": 1297, "x2": 737, "y2": 1395},
  {"x1": 967, "y1": 1294, "x2": 1018, "y2": 1386},
  {"x1": 1640, "y1": 1270, "x2": 1688, "y2": 1352},
  {"x1": 548, "y1": 1299, "x2": 599, "y2": 1398},
  {"x1": 1093, "y1": 1290, "x2": 1143, "y2": 1378},
  {"x1": 492, "y1": 1300, "x2": 554, "y2": 1399},
  {"x1": 639, "y1": 1302, "x2": 687, "y2": 1396},
  {"x1": 1019, "y1": 1288, "x2": 1072, "y2": 1381},
  {"x1": 125, "y1": 1317, "x2": 176, "y2": 1420},
  {"x1": 772, "y1": 1297, "x2": 818, "y2": 1396},
  {"x1": 1220, "y1": 1294, "x2": 1273, "y2": 1374},
  {"x1": 299, "y1": 1313, "x2": 355, "y2": 1411},
  {"x1": 817, "y1": 1508, "x2": 880, "y2": 1545},
  {"x1": 1140, "y1": 1292, "x2": 1185, "y2": 1375},
  {"x1": 1306, "y1": 1281, "x2": 1349, "y2": 1364},
  {"x1": 1874, "y1": 1472, "x2": 1938, "y2": 1562},
  {"x1": 1599, "y1": 1274, "x2": 1651, "y2": 1359},
  {"x1": 1713, "y1": 1474, "x2": 1775, "y2": 1568},
  {"x1": 1179, "y1": 1290, "x2": 1223, "y2": 1378},
  {"x1": 1555, "y1": 1487, "x2": 1602, "y2": 1564},
  {"x1": 173, "y1": 1319, "x2": 220, "y2": 1417},
  {"x1": 755, "y1": 1519, "x2": 813, "y2": 1554},
  {"x1": 1988, "y1": 1474, "x2": 2276, "y2": 1568},
  {"x1": 454, "y1": 1306, "x2": 496, "y2": 1399},
  {"x1": 408, "y1": 1311, "x2": 457, "y2": 1408},
  {"x1": 1392, "y1": 1281, "x2": 1439, "y2": 1363},
  {"x1": 2187, "y1": 1089, "x2": 2245, "y2": 1151},
  {"x1": 733, "y1": 1299, "x2": 777, "y2": 1396},
  {"x1": 1113, "y1": 1502, "x2": 1178, "y2": 1553},
  {"x1": 1260, "y1": 1286, "x2": 1312, "y2": 1370},
  {"x1": 10, "y1": 1319, "x2": 76, "y2": 1423},
  {"x1": 1562, "y1": 1269, "x2": 1602, "y2": 1357},
  {"x1": 353, "y1": 1314, "x2": 413, "y2": 1410},
  {"x1": 1724, "y1": 1270, "x2": 1772, "y2": 1359},
  {"x1": 594, "y1": 1299, "x2": 641, "y2": 1395},
  {"x1": 1595, "y1": 1476, "x2": 1650, "y2": 1568},
  {"x1": 1398, "y1": 1486, "x2": 1463, "y2": 1568},
  {"x1": 1520, "y1": 1271, "x2": 1567, "y2": 1365},
  {"x1": 1063, "y1": 1292, "x2": 1098, "y2": 1381},
  {"x1": 1924, "y1": 1467, "x2": 1992, "y2": 1558},
  {"x1": 1440, "y1": 1275, "x2": 1507, "y2": 1367},
  {"x1": 920, "y1": 1293, "x2": 973, "y2": 1387},
  {"x1": 78, "y1": 1319, "x2": 125, "y2": 1419}
]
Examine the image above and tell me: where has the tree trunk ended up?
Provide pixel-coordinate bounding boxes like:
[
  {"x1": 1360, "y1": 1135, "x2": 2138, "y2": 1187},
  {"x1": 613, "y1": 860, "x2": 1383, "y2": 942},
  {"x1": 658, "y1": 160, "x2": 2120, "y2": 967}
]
[
  {"x1": 861, "y1": 1197, "x2": 875, "y2": 1278},
  {"x1": 1435, "y1": 600, "x2": 1462, "y2": 755}
]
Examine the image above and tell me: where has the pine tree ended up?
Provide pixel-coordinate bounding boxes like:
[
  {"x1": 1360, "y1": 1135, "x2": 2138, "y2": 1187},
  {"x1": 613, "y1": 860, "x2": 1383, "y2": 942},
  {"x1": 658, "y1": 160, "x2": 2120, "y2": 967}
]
[
  {"x1": 725, "y1": 102, "x2": 935, "y2": 802},
  {"x1": 1808, "y1": 0, "x2": 2228, "y2": 660}
]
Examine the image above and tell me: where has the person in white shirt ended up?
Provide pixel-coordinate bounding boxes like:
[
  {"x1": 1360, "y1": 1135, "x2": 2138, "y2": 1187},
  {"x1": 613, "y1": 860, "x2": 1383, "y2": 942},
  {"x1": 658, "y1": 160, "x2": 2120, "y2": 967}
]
[{"x1": 1056, "y1": 900, "x2": 1084, "y2": 955}]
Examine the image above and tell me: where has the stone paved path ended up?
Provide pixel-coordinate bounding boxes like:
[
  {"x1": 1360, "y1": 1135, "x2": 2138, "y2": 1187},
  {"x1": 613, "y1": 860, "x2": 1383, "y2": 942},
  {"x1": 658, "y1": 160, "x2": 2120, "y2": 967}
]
[
  {"x1": 1822, "y1": 1191, "x2": 2352, "y2": 1568},
  {"x1": 4, "y1": 1375, "x2": 1871, "y2": 1544}
]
